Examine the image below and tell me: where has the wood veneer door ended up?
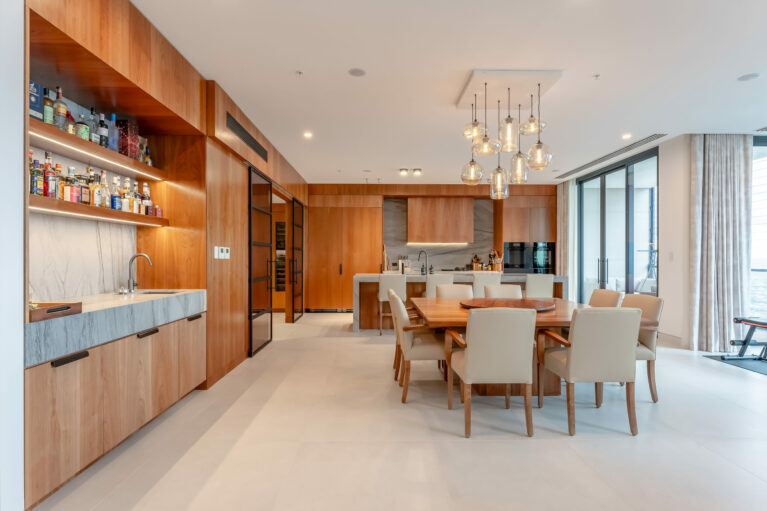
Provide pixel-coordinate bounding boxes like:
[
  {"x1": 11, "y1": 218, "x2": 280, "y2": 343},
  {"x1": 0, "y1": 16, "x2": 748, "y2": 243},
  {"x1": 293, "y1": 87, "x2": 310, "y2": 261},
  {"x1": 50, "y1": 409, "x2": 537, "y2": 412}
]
[
  {"x1": 341, "y1": 207, "x2": 383, "y2": 308},
  {"x1": 307, "y1": 207, "x2": 343, "y2": 308},
  {"x1": 25, "y1": 348, "x2": 104, "y2": 507},
  {"x1": 179, "y1": 313, "x2": 207, "y2": 396},
  {"x1": 151, "y1": 322, "x2": 180, "y2": 417}
]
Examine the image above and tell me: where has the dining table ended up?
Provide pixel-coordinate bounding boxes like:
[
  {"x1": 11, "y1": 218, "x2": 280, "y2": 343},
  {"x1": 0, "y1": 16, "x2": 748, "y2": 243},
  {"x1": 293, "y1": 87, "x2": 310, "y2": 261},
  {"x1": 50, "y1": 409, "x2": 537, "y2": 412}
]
[{"x1": 409, "y1": 296, "x2": 659, "y2": 398}]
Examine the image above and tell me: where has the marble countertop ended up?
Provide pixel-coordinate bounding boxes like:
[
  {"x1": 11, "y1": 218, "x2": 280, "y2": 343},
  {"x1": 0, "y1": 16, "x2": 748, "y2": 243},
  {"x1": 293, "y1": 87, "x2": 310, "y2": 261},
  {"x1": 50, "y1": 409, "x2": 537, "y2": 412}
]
[{"x1": 25, "y1": 289, "x2": 206, "y2": 368}]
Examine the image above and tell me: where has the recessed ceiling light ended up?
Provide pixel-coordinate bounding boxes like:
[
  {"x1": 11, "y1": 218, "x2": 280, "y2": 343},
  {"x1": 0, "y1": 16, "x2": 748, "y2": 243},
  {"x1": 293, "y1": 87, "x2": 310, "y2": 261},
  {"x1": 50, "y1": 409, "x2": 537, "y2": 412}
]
[
  {"x1": 303, "y1": 131, "x2": 313, "y2": 139},
  {"x1": 399, "y1": 168, "x2": 408, "y2": 176},
  {"x1": 348, "y1": 68, "x2": 366, "y2": 77},
  {"x1": 413, "y1": 168, "x2": 422, "y2": 176},
  {"x1": 621, "y1": 133, "x2": 632, "y2": 140},
  {"x1": 738, "y1": 73, "x2": 760, "y2": 82}
]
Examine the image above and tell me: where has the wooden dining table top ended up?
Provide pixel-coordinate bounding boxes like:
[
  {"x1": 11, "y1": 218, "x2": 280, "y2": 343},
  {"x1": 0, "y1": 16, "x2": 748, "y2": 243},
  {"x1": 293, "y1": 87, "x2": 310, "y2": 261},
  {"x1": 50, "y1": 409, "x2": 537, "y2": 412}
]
[{"x1": 409, "y1": 297, "x2": 659, "y2": 330}]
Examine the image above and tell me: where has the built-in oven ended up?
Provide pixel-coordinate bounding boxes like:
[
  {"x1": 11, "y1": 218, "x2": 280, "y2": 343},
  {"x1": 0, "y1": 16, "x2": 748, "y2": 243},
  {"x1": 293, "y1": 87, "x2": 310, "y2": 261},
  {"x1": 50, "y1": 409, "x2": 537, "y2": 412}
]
[
  {"x1": 504, "y1": 242, "x2": 555, "y2": 273},
  {"x1": 532, "y1": 242, "x2": 555, "y2": 274}
]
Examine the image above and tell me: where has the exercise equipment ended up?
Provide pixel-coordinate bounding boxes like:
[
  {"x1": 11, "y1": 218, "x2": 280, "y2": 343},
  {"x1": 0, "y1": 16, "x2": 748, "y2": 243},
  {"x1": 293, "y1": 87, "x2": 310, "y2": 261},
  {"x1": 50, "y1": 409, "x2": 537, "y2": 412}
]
[{"x1": 722, "y1": 317, "x2": 767, "y2": 361}]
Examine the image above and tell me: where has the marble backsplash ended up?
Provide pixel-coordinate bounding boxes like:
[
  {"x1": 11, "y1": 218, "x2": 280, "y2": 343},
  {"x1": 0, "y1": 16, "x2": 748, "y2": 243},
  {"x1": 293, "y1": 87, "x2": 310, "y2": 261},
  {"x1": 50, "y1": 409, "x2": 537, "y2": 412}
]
[
  {"x1": 29, "y1": 213, "x2": 136, "y2": 301},
  {"x1": 383, "y1": 199, "x2": 494, "y2": 271}
]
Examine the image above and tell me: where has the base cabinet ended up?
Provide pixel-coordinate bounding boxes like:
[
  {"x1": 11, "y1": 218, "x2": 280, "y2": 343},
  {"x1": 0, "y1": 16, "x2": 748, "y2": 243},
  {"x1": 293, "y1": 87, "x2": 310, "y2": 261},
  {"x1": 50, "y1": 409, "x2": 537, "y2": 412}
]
[{"x1": 25, "y1": 313, "x2": 206, "y2": 508}]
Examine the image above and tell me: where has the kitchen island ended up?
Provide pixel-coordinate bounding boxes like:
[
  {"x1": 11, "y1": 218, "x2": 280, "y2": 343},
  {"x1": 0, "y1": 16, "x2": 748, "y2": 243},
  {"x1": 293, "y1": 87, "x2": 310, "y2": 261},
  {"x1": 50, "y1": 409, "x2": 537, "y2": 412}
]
[{"x1": 352, "y1": 272, "x2": 568, "y2": 331}]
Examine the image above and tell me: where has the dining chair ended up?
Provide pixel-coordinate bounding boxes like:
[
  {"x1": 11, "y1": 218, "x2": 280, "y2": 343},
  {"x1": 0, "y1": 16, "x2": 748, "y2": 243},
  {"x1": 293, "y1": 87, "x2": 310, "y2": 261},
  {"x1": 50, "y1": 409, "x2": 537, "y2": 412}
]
[
  {"x1": 472, "y1": 273, "x2": 501, "y2": 298},
  {"x1": 379, "y1": 274, "x2": 407, "y2": 336},
  {"x1": 524, "y1": 274, "x2": 554, "y2": 298},
  {"x1": 621, "y1": 293, "x2": 664, "y2": 402},
  {"x1": 537, "y1": 308, "x2": 641, "y2": 435},
  {"x1": 389, "y1": 289, "x2": 446, "y2": 403},
  {"x1": 425, "y1": 273, "x2": 454, "y2": 298},
  {"x1": 445, "y1": 308, "x2": 536, "y2": 438},
  {"x1": 588, "y1": 289, "x2": 623, "y2": 307},
  {"x1": 436, "y1": 284, "x2": 474, "y2": 299},
  {"x1": 484, "y1": 284, "x2": 523, "y2": 299}
]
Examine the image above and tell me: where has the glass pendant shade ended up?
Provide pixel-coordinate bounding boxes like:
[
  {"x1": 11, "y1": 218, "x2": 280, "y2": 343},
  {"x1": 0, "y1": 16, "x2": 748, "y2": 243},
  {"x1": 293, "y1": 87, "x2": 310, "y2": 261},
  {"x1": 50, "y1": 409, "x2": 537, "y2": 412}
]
[
  {"x1": 520, "y1": 115, "x2": 546, "y2": 135},
  {"x1": 526, "y1": 141, "x2": 553, "y2": 171},
  {"x1": 472, "y1": 134, "x2": 501, "y2": 156},
  {"x1": 490, "y1": 165, "x2": 509, "y2": 199},
  {"x1": 499, "y1": 115, "x2": 518, "y2": 152},
  {"x1": 460, "y1": 158, "x2": 484, "y2": 185},
  {"x1": 462, "y1": 120, "x2": 485, "y2": 140},
  {"x1": 509, "y1": 152, "x2": 529, "y2": 184}
]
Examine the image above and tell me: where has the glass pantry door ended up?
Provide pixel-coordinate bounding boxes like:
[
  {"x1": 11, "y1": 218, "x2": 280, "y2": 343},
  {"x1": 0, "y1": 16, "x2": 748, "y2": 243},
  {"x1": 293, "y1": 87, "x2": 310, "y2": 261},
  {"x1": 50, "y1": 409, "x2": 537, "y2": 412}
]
[
  {"x1": 291, "y1": 199, "x2": 304, "y2": 322},
  {"x1": 249, "y1": 167, "x2": 273, "y2": 355}
]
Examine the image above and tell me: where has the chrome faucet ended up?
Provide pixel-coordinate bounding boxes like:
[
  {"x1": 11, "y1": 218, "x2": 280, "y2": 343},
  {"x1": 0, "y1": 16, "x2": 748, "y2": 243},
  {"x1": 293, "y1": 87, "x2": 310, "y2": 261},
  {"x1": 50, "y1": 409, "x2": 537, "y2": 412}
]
[
  {"x1": 128, "y1": 253, "x2": 153, "y2": 293},
  {"x1": 418, "y1": 250, "x2": 428, "y2": 274}
]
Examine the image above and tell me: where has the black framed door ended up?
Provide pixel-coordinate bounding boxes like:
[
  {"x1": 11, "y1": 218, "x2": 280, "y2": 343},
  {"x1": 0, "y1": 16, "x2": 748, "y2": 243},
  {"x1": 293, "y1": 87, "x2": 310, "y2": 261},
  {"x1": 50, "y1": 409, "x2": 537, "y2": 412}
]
[
  {"x1": 290, "y1": 198, "x2": 304, "y2": 322},
  {"x1": 249, "y1": 167, "x2": 273, "y2": 355}
]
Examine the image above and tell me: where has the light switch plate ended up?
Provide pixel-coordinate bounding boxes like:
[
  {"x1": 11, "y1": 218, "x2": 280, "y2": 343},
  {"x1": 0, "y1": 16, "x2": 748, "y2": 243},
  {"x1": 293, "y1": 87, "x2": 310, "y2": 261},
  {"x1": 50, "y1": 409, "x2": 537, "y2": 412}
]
[{"x1": 214, "y1": 246, "x2": 230, "y2": 259}]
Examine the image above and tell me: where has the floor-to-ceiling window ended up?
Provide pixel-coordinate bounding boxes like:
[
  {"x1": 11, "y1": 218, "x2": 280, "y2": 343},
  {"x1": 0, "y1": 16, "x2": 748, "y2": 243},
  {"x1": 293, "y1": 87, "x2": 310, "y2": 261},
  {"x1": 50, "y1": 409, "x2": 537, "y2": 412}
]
[
  {"x1": 578, "y1": 149, "x2": 658, "y2": 303},
  {"x1": 751, "y1": 137, "x2": 767, "y2": 319}
]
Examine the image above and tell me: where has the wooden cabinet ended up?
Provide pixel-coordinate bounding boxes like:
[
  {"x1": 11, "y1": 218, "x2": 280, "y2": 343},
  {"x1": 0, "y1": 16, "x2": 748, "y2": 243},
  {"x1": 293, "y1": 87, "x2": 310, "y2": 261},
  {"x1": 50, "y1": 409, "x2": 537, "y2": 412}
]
[
  {"x1": 150, "y1": 323, "x2": 180, "y2": 417},
  {"x1": 341, "y1": 207, "x2": 382, "y2": 308},
  {"x1": 502, "y1": 196, "x2": 556, "y2": 243},
  {"x1": 25, "y1": 348, "x2": 105, "y2": 507},
  {"x1": 407, "y1": 197, "x2": 474, "y2": 243},
  {"x1": 178, "y1": 313, "x2": 207, "y2": 396}
]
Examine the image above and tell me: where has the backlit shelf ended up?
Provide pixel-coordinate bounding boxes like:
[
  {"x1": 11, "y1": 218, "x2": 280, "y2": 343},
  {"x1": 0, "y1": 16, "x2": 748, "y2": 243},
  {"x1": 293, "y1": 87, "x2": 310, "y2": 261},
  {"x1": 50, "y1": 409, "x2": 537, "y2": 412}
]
[{"x1": 29, "y1": 195, "x2": 169, "y2": 228}]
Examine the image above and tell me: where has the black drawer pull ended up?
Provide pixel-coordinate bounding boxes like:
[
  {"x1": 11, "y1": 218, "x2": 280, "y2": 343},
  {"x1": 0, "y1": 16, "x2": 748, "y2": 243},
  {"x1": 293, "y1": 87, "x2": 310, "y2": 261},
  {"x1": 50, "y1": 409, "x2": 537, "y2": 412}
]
[
  {"x1": 46, "y1": 305, "x2": 70, "y2": 314},
  {"x1": 51, "y1": 351, "x2": 89, "y2": 367},
  {"x1": 137, "y1": 327, "x2": 160, "y2": 339},
  {"x1": 187, "y1": 313, "x2": 203, "y2": 322}
]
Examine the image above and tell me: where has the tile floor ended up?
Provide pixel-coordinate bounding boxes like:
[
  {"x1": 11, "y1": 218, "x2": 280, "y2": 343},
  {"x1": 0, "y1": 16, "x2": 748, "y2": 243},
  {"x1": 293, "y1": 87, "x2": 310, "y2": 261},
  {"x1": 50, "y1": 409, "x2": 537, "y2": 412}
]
[{"x1": 37, "y1": 313, "x2": 767, "y2": 510}]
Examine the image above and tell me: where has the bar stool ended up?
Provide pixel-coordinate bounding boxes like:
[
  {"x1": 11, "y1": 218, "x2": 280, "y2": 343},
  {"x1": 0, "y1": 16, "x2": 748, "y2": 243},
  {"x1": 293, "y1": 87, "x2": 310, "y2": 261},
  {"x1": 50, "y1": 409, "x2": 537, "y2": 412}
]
[
  {"x1": 472, "y1": 273, "x2": 501, "y2": 298},
  {"x1": 525, "y1": 274, "x2": 554, "y2": 298},
  {"x1": 379, "y1": 274, "x2": 407, "y2": 336},
  {"x1": 425, "y1": 273, "x2": 454, "y2": 298}
]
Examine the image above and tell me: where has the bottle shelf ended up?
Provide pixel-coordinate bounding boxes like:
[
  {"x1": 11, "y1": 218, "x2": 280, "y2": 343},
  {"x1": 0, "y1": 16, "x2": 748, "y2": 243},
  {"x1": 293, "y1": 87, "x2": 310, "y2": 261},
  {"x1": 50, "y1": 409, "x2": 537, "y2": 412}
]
[
  {"x1": 29, "y1": 195, "x2": 169, "y2": 228},
  {"x1": 28, "y1": 118, "x2": 165, "y2": 182}
]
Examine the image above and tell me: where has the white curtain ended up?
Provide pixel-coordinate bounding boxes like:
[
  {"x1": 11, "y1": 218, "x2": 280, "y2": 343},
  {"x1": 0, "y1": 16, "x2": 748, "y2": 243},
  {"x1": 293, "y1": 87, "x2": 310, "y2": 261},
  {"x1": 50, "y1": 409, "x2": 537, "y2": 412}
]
[
  {"x1": 556, "y1": 181, "x2": 569, "y2": 277},
  {"x1": 690, "y1": 134, "x2": 752, "y2": 352}
]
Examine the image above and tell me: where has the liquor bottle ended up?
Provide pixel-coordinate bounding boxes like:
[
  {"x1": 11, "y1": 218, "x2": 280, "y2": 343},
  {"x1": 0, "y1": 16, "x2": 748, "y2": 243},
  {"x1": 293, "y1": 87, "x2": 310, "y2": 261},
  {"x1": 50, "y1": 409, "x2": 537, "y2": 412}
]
[
  {"x1": 63, "y1": 167, "x2": 73, "y2": 202},
  {"x1": 43, "y1": 88, "x2": 54, "y2": 125},
  {"x1": 98, "y1": 113, "x2": 109, "y2": 147},
  {"x1": 131, "y1": 181, "x2": 140, "y2": 213},
  {"x1": 108, "y1": 113, "x2": 119, "y2": 151},
  {"x1": 76, "y1": 114, "x2": 90, "y2": 141},
  {"x1": 56, "y1": 163, "x2": 65, "y2": 200},
  {"x1": 121, "y1": 177, "x2": 130, "y2": 211},
  {"x1": 91, "y1": 169, "x2": 102, "y2": 207},
  {"x1": 44, "y1": 155, "x2": 55, "y2": 198},
  {"x1": 111, "y1": 177, "x2": 122, "y2": 210},
  {"x1": 89, "y1": 108, "x2": 100, "y2": 145},
  {"x1": 30, "y1": 159, "x2": 44, "y2": 196},
  {"x1": 100, "y1": 171, "x2": 110, "y2": 209},
  {"x1": 81, "y1": 168, "x2": 93, "y2": 205},
  {"x1": 144, "y1": 145, "x2": 152, "y2": 167},
  {"x1": 53, "y1": 86, "x2": 67, "y2": 130},
  {"x1": 66, "y1": 111, "x2": 76, "y2": 135},
  {"x1": 142, "y1": 182, "x2": 153, "y2": 216}
]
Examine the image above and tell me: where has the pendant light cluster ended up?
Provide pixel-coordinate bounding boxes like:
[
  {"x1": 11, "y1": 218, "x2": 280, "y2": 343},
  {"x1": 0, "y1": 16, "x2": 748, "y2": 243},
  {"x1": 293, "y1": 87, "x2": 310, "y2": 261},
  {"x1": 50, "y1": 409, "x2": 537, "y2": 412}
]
[{"x1": 460, "y1": 82, "x2": 552, "y2": 198}]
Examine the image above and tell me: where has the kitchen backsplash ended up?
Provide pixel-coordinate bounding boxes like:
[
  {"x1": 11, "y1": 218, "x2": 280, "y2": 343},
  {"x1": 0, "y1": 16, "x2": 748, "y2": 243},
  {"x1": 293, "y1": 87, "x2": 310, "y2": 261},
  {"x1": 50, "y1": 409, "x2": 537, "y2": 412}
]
[
  {"x1": 383, "y1": 198, "x2": 493, "y2": 271},
  {"x1": 29, "y1": 213, "x2": 136, "y2": 301}
]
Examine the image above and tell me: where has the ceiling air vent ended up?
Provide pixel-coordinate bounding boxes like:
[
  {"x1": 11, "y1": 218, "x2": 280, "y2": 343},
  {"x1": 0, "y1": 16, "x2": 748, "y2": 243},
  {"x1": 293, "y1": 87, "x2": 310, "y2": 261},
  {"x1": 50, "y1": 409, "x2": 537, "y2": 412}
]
[
  {"x1": 556, "y1": 134, "x2": 667, "y2": 179},
  {"x1": 226, "y1": 112, "x2": 268, "y2": 163}
]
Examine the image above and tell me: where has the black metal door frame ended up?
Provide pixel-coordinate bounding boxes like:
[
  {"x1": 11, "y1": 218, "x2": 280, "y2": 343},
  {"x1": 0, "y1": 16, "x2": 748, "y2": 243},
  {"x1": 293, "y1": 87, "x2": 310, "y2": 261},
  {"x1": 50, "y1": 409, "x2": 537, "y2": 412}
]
[{"x1": 248, "y1": 165, "x2": 273, "y2": 356}]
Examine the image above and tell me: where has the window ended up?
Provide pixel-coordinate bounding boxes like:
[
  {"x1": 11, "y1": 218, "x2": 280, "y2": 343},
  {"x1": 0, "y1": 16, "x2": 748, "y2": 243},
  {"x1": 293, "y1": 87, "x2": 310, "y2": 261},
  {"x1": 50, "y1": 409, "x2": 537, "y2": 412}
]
[{"x1": 751, "y1": 138, "x2": 767, "y2": 318}]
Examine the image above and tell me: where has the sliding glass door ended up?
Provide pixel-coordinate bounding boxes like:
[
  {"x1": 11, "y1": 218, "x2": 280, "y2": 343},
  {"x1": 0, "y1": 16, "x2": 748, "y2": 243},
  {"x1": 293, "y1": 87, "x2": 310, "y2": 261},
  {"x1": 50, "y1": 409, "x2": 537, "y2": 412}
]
[
  {"x1": 290, "y1": 198, "x2": 304, "y2": 322},
  {"x1": 578, "y1": 149, "x2": 658, "y2": 303},
  {"x1": 249, "y1": 167, "x2": 273, "y2": 355}
]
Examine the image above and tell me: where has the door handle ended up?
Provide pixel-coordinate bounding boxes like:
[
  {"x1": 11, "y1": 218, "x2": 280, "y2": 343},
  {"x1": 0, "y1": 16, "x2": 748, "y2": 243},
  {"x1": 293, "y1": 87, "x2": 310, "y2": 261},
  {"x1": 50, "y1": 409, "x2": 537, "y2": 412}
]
[
  {"x1": 339, "y1": 263, "x2": 343, "y2": 275},
  {"x1": 597, "y1": 258, "x2": 601, "y2": 284},
  {"x1": 187, "y1": 313, "x2": 202, "y2": 321},
  {"x1": 137, "y1": 327, "x2": 159, "y2": 339},
  {"x1": 51, "y1": 350, "x2": 89, "y2": 367}
]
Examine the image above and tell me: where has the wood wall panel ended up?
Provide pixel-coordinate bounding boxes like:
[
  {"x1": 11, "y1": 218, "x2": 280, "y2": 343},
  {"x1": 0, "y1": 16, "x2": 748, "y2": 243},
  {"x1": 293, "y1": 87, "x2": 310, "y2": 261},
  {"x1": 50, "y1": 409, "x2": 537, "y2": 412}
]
[
  {"x1": 272, "y1": 204, "x2": 286, "y2": 311},
  {"x1": 308, "y1": 184, "x2": 556, "y2": 198},
  {"x1": 204, "y1": 139, "x2": 249, "y2": 388},
  {"x1": 501, "y1": 195, "x2": 557, "y2": 243},
  {"x1": 407, "y1": 197, "x2": 474, "y2": 243},
  {"x1": 306, "y1": 208, "x2": 343, "y2": 309},
  {"x1": 341, "y1": 207, "x2": 383, "y2": 307},
  {"x1": 309, "y1": 195, "x2": 382, "y2": 208}
]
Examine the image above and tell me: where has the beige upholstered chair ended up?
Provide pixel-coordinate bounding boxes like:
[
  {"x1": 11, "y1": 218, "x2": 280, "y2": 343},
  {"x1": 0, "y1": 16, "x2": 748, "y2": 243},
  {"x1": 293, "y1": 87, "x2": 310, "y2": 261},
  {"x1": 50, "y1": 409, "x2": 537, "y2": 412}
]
[
  {"x1": 525, "y1": 274, "x2": 554, "y2": 298},
  {"x1": 445, "y1": 308, "x2": 536, "y2": 438},
  {"x1": 436, "y1": 284, "x2": 474, "y2": 299},
  {"x1": 425, "y1": 274, "x2": 454, "y2": 298},
  {"x1": 379, "y1": 274, "x2": 407, "y2": 335},
  {"x1": 538, "y1": 308, "x2": 642, "y2": 436},
  {"x1": 472, "y1": 273, "x2": 501, "y2": 298},
  {"x1": 484, "y1": 284, "x2": 523, "y2": 299},
  {"x1": 389, "y1": 289, "x2": 445, "y2": 403},
  {"x1": 621, "y1": 294, "x2": 664, "y2": 402},
  {"x1": 588, "y1": 289, "x2": 622, "y2": 307}
]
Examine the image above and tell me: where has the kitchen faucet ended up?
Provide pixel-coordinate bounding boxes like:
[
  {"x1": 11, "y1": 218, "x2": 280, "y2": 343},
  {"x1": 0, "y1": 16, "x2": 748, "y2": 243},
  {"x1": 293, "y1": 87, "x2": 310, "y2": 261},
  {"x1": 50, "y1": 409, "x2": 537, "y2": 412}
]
[
  {"x1": 128, "y1": 253, "x2": 153, "y2": 293},
  {"x1": 418, "y1": 250, "x2": 428, "y2": 274}
]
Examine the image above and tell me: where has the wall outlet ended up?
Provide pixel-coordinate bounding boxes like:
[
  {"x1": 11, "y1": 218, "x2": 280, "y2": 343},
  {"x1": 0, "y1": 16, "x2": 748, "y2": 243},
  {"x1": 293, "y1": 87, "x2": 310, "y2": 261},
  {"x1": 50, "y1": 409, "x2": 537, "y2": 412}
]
[{"x1": 214, "y1": 246, "x2": 231, "y2": 260}]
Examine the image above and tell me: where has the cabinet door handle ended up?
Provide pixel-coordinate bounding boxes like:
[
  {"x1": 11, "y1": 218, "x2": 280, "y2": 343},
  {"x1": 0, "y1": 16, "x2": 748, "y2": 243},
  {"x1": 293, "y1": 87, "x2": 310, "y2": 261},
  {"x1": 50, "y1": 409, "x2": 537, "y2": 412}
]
[
  {"x1": 187, "y1": 313, "x2": 202, "y2": 322},
  {"x1": 51, "y1": 350, "x2": 89, "y2": 367},
  {"x1": 339, "y1": 263, "x2": 343, "y2": 275},
  {"x1": 137, "y1": 327, "x2": 159, "y2": 339},
  {"x1": 46, "y1": 305, "x2": 71, "y2": 314}
]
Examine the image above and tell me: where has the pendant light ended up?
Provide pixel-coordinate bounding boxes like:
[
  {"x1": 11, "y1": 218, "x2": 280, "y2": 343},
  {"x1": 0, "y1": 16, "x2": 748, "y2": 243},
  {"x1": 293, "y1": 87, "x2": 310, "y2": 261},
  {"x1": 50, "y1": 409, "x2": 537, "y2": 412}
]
[
  {"x1": 498, "y1": 87, "x2": 518, "y2": 153},
  {"x1": 472, "y1": 82, "x2": 501, "y2": 156},
  {"x1": 526, "y1": 83, "x2": 553, "y2": 171},
  {"x1": 520, "y1": 90, "x2": 546, "y2": 136},
  {"x1": 509, "y1": 103, "x2": 529, "y2": 184},
  {"x1": 460, "y1": 150, "x2": 484, "y2": 185},
  {"x1": 462, "y1": 95, "x2": 484, "y2": 140},
  {"x1": 490, "y1": 99, "x2": 509, "y2": 199}
]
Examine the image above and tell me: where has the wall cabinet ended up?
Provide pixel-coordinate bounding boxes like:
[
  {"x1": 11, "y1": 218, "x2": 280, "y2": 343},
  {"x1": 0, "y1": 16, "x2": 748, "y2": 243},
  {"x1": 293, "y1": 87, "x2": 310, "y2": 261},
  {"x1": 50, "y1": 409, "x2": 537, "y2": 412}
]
[
  {"x1": 407, "y1": 197, "x2": 474, "y2": 243},
  {"x1": 25, "y1": 313, "x2": 206, "y2": 508},
  {"x1": 502, "y1": 196, "x2": 556, "y2": 243}
]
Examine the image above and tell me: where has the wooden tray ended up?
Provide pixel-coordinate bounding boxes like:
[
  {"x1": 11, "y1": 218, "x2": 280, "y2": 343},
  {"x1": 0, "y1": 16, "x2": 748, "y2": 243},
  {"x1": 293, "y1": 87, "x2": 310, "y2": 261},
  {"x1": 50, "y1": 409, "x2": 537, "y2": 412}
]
[
  {"x1": 29, "y1": 301, "x2": 83, "y2": 322},
  {"x1": 460, "y1": 298, "x2": 556, "y2": 312}
]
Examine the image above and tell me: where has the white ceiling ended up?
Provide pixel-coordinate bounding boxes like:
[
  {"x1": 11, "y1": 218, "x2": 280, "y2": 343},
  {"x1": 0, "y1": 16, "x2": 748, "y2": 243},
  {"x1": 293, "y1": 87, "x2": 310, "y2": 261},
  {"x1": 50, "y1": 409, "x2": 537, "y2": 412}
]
[{"x1": 133, "y1": 0, "x2": 767, "y2": 184}]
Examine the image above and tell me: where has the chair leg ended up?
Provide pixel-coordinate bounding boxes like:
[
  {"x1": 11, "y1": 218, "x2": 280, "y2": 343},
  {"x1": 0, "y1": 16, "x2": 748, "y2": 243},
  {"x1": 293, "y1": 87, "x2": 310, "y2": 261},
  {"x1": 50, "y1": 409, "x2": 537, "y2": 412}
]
[
  {"x1": 443, "y1": 362, "x2": 448, "y2": 382},
  {"x1": 393, "y1": 343, "x2": 399, "y2": 369},
  {"x1": 537, "y1": 362, "x2": 544, "y2": 408},
  {"x1": 447, "y1": 363, "x2": 454, "y2": 409},
  {"x1": 647, "y1": 360, "x2": 658, "y2": 403},
  {"x1": 459, "y1": 380, "x2": 465, "y2": 403},
  {"x1": 379, "y1": 301, "x2": 383, "y2": 336},
  {"x1": 393, "y1": 346, "x2": 401, "y2": 382},
  {"x1": 398, "y1": 356, "x2": 406, "y2": 387},
  {"x1": 566, "y1": 382, "x2": 575, "y2": 436},
  {"x1": 626, "y1": 381, "x2": 638, "y2": 435},
  {"x1": 524, "y1": 383, "x2": 534, "y2": 437},
  {"x1": 595, "y1": 382, "x2": 603, "y2": 408},
  {"x1": 401, "y1": 361, "x2": 411, "y2": 403},
  {"x1": 464, "y1": 383, "x2": 472, "y2": 438},
  {"x1": 505, "y1": 384, "x2": 511, "y2": 409}
]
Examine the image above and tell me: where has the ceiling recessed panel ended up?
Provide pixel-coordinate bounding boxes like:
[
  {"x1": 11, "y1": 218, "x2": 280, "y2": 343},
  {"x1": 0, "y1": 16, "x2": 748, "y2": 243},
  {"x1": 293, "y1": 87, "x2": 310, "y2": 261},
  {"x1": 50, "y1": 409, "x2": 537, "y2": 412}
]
[{"x1": 456, "y1": 70, "x2": 563, "y2": 110}]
